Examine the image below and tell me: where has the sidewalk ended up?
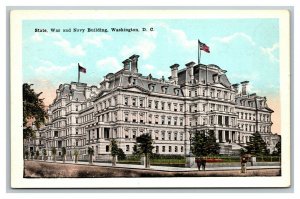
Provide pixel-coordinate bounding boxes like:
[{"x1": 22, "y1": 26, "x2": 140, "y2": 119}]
[{"x1": 39, "y1": 160, "x2": 281, "y2": 172}]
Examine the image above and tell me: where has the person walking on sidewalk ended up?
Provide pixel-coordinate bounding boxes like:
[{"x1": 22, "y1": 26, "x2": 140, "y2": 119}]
[
  {"x1": 241, "y1": 155, "x2": 248, "y2": 173},
  {"x1": 195, "y1": 158, "x2": 201, "y2": 171}
]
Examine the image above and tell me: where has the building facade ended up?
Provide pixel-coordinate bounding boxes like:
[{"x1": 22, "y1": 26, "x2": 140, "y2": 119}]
[{"x1": 36, "y1": 54, "x2": 280, "y2": 160}]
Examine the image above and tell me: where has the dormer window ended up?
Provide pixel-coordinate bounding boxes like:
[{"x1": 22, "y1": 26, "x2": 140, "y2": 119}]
[
  {"x1": 132, "y1": 78, "x2": 136, "y2": 85},
  {"x1": 148, "y1": 83, "x2": 155, "y2": 92},
  {"x1": 162, "y1": 86, "x2": 168, "y2": 94}
]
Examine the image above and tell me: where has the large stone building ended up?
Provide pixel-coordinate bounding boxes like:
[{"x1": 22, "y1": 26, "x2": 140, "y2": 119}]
[{"x1": 36, "y1": 54, "x2": 280, "y2": 160}]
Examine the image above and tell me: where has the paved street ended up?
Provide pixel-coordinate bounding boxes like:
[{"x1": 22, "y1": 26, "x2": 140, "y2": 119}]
[{"x1": 38, "y1": 160, "x2": 280, "y2": 172}]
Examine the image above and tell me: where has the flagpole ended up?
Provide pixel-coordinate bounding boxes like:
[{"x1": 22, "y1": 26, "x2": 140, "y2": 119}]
[
  {"x1": 78, "y1": 64, "x2": 80, "y2": 83},
  {"x1": 198, "y1": 40, "x2": 200, "y2": 65}
]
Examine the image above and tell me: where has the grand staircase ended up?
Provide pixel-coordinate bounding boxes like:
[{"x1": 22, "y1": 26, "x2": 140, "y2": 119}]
[{"x1": 219, "y1": 142, "x2": 246, "y2": 155}]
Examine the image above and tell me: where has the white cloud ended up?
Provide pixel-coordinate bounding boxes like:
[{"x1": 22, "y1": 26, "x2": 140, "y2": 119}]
[
  {"x1": 169, "y1": 28, "x2": 196, "y2": 49},
  {"x1": 144, "y1": 64, "x2": 154, "y2": 70},
  {"x1": 260, "y1": 43, "x2": 279, "y2": 63},
  {"x1": 45, "y1": 33, "x2": 86, "y2": 56},
  {"x1": 31, "y1": 33, "x2": 43, "y2": 42},
  {"x1": 211, "y1": 32, "x2": 256, "y2": 46},
  {"x1": 96, "y1": 57, "x2": 122, "y2": 70},
  {"x1": 120, "y1": 39, "x2": 156, "y2": 59},
  {"x1": 35, "y1": 60, "x2": 76, "y2": 74},
  {"x1": 83, "y1": 34, "x2": 112, "y2": 47}
]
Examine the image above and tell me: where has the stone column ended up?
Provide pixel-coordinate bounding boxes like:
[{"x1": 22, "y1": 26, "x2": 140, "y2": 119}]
[{"x1": 215, "y1": 130, "x2": 219, "y2": 143}]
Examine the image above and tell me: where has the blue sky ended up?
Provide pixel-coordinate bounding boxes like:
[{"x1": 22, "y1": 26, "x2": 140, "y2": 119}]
[{"x1": 23, "y1": 18, "x2": 279, "y2": 100}]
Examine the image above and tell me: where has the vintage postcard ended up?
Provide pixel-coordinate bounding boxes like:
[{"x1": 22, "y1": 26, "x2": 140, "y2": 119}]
[{"x1": 10, "y1": 9, "x2": 290, "y2": 188}]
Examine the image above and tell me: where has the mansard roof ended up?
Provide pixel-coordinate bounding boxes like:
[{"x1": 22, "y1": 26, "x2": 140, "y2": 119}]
[
  {"x1": 235, "y1": 95, "x2": 274, "y2": 112},
  {"x1": 177, "y1": 64, "x2": 232, "y2": 88}
]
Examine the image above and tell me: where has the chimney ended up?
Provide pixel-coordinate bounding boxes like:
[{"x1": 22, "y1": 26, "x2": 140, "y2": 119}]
[
  {"x1": 232, "y1": 83, "x2": 239, "y2": 93},
  {"x1": 170, "y1": 64, "x2": 179, "y2": 83},
  {"x1": 129, "y1": 54, "x2": 140, "y2": 74},
  {"x1": 122, "y1": 59, "x2": 131, "y2": 71},
  {"x1": 84, "y1": 88, "x2": 91, "y2": 99},
  {"x1": 185, "y1": 61, "x2": 195, "y2": 84},
  {"x1": 240, "y1": 81, "x2": 249, "y2": 95}
]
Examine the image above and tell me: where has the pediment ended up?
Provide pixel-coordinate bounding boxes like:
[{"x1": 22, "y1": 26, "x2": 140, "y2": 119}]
[
  {"x1": 124, "y1": 85, "x2": 150, "y2": 93},
  {"x1": 213, "y1": 83, "x2": 227, "y2": 88}
]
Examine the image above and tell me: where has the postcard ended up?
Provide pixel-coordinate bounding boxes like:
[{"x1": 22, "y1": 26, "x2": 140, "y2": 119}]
[{"x1": 10, "y1": 9, "x2": 290, "y2": 188}]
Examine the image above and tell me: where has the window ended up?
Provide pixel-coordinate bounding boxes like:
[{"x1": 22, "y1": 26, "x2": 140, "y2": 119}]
[
  {"x1": 124, "y1": 97, "x2": 128, "y2": 106},
  {"x1": 180, "y1": 104, "x2": 183, "y2": 112},
  {"x1": 161, "y1": 102, "x2": 165, "y2": 110},
  {"x1": 148, "y1": 100, "x2": 152, "y2": 108},
  {"x1": 168, "y1": 103, "x2": 171, "y2": 110},
  {"x1": 224, "y1": 106, "x2": 228, "y2": 112},
  {"x1": 155, "y1": 101, "x2": 158, "y2": 109},
  {"x1": 132, "y1": 131, "x2": 136, "y2": 139},
  {"x1": 174, "y1": 118, "x2": 177, "y2": 126},
  {"x1": 180, "y1": 118, "x2": 183, "y2": 126},
  {"x1": 104, "y1": 128, "x2": 110, "y2": 139},
  {"x1": 162, "y1": 146, "x2": 165, "y2": 152},
  {"x1": 76, "y1": 141, "x2": 78, "y2": 146},
  {"x1": 161, "y1": 132, "x2": 165, "y2": 140},
  {"x1": 156, "y1": 146, "x2": 159, "y2": 153},
  {"x1": 132, "y1": 98, "x2": 137, "y2": 106},
  {"x1": 124, "y1": 113, "x2": 129, "y2": 122},
  {"x1": 161, "y1": 117, "x2": 165, "y2": 125},
  {"x1": 218, "y1": 116, "x2": 222, "y2": 125},
  {"x1": 169, "y1": 146, "x2": 172, "y2": 152},
  {"x1": 106, "y1": 145, "x2": 109, "y2": 152},
  {"x1": 174, "y1": 104, "x2": 178, "y2": 112},
  {"x1": 54, "y1": 131, "x2": 58, "y2": 137},
  {"x1": 139, "y1": 99, "x2": 143, "y2": 107},
  {"x1": 175, "y1": 146, "x2": 178, "y2": 152},
  {"x1": 181, "y1": 146, "x2": 184, "y2": 152},
  {"x1": 180, "y1": 133, "x2": 183, "y2": 141},
  {"x1": 225, "y1": 116, "x2": 229, "y2": 126},
  {"x1": 168, "y1": 132, "x2": 171, "y2": 140},
  {"x1": 174, "y1": 133, "x2": 177, "y2": 140},
  {"x1": 126, "y1": 145, "x2": 130, "y2": 152},
  {"x1": 189, "y1": 91, "x2": 191, "y2": 97},
  {"x1": 168, "y1": 117, "x2": 171, "y2": 125}
]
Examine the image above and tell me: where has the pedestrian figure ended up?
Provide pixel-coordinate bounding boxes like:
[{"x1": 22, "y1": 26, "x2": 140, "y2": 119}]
[
  {"x1": 200, "y1": 157, "x2": 206, "y2": 171},
  {"x1": 241, "y1": 155, "x2": 248, "y2": 173},
  {"x1": 195, "y1": 158, "x2": 201, "y2": 171}
]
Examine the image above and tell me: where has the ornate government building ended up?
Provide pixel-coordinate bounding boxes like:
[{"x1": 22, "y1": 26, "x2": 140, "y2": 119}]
[{"x1": 35, "y1": 54, "x2": 280, "y2": 160}]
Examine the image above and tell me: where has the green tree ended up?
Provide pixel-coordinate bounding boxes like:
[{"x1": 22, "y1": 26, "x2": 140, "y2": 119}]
[
  {"x1": 30, "y1": 151, "x2": 35, "y2": 160},
  {"x1": 117, "y1": 148, "x2": 126, "y2": 160},
  {"x1": 35, "y1": 150, "x2": 40, "y2": 160},
  {"x1": 110, "y1": 139, "x2": 119, "y2": 166},
  {"x1": 23, "y1": 83, "x2": 47, "y2": 162},
  {"x1": 51, "y1": 147, "x2": 57, "y2": 162},
  {"x1": 61, "y1": 147, "x2": 67, "y2": 163},
  {"x1": 136, "y1": 133, "x2": 154, "y2": 168},
  {"x1": 24, "y1": 151, "x2": 29, "y2": 160},
  {"x1": 245, "y1": 132, "x2": 269, "y2": 156},
  {"x1": 42, "y1": 149, "x2": 47, "y2": 161},
  {"x1": 87, "y1": 147, "x2": 94, "y2": 164},
  {"x1": 73, "y1": 150, "x2": 79, "y2": 163},
  {"x1": 191, "y1": 131, "x2": 220, "y2": 158},
  {"x1": 274, "y1": 139, "x2": 281, "y2": 155}
]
